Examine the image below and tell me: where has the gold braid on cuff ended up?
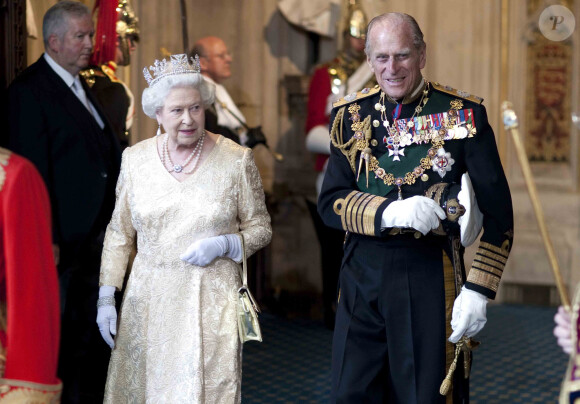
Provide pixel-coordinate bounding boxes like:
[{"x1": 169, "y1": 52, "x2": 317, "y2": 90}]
[
  {"x1": 334, "y1": 191, "x2": 386, "y2": 236},
  {"x1": 467, "y1": 242, "x2": 509, "y2": 293}
]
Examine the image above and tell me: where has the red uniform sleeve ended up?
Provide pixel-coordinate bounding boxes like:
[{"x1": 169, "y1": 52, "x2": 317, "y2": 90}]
[
  {"x1": 305, "y1": 65, "x2": 332, "y2": 133},
  {"x1": 306, "y1": 65, "x2": 333, "y2": 171},
  {"x1": 1, "y1": 153, "x2": 60, "y2": 384}
]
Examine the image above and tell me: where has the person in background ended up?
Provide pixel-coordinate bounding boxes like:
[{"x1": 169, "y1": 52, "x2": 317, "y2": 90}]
[
  {"x1": 554, "y1": 290, "x2": 580, "y2": 403},
  {"x1": 81, "y1": 0, "x2": 139, "y2": 150},
  {"x1": 7, "y1": 2, "x2": 121, "y2": 402},
  {"x1": 304, "y1": 0, "x2": 373, "y2": 329},
  {"x1": 318, "y1": 12, "x2": 513, "y2": 402},
  {"x1": 190, "y1": 36, "x2": 267, "y2": 149},
  {"x1": 0, "y1": 148, "x2": 61, "y2": 402},
  {"x1": 96, "y1": 53, "x2": 271, "y2": 403}
]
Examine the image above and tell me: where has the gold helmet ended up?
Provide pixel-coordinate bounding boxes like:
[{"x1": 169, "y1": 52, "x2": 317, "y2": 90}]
[
  {"x1": 116, "y1": 0, "x2": 139, "y2": 65},
  {"x1": 344, "y1": 0, "x2": 368, "y2": 40},
  {"x1": 116, "y1": 0, "x2": 139, "y2": 43}
]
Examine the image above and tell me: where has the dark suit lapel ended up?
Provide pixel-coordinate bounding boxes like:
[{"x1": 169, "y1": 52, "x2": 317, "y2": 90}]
[
  {"x1": 82, "y1": 77, "x2": 122, "y2": 162},
  {"x1": 37, "y1": 56, "x2": 103, "y2": 135},
  {"x1": 37, "y1": 57, "x2": 122, "y2": 164}
]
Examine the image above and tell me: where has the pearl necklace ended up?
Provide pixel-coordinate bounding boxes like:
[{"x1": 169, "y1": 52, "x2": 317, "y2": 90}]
[{"x1": 161, "y1": 131, "x2": 205, "y2": 174}]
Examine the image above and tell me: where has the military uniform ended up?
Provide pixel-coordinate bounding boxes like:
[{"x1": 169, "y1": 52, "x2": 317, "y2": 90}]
[
  {"x1": 81, "y1": 63, "x2": 134, "y2": 150},
  {"x1": 318, "y1": 81, "x2": 513, "y2": 403},
  {"x1": 306, "y1": 55, "x2": 373, "y2": 171}
]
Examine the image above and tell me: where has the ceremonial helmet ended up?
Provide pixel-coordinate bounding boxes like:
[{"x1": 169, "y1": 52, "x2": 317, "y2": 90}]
[
  {"x1": 91, "y1": 0, "x2": 140, "y2": 66},
  {"x1": 344, "y1": 0, "x2": 368, "y2": 40}
]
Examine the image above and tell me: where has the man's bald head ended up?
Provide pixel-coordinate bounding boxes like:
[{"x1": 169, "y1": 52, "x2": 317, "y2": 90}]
[{"x1": 190, "y1": 36, "x2": 232, "y2": 83}]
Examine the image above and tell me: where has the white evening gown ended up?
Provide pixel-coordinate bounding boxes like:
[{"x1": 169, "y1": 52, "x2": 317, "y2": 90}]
[{"x1": 99, "y1": 136, "x2": 271, "y2": 403}]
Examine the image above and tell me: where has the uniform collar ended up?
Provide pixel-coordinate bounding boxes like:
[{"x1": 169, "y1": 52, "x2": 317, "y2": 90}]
[{"x1": 384, "y1": 78, "x2": 426, "y2": 105}]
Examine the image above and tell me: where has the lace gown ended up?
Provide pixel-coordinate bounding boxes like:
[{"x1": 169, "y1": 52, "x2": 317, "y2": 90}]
[{"x1": 99, "y1": 136, "x2": 272, "y2": 403}]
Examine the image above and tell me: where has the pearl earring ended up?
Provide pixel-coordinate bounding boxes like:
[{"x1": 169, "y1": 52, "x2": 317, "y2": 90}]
[{"x1": 156, "y1": 123, "x2": 161, "y2": 136}]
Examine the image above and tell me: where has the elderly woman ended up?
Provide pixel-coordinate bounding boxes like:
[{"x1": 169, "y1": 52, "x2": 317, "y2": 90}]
[{"x1": 95, "y1": 54, "x2": 272, "y2": 403}]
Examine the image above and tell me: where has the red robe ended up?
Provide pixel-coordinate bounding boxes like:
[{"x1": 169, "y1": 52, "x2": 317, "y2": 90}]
[{"x1": 0, "y1": 149, "x2": 61, "y2": 396}]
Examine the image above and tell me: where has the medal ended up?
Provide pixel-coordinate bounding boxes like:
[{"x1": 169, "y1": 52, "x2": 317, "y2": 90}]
[{"x1": 432, "y1": 147, "x2": 455, "y2": 178}]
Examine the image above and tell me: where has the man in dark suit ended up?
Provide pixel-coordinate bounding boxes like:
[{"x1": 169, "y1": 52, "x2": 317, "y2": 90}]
[{"x1": 7, "y1": 2, "x2": 121, "y2": 403}]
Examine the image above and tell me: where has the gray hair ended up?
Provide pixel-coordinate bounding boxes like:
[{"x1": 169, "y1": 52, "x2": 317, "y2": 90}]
[
  {"x1": 141, "y1": 73, "x2": 215, "y2": 119},
  {"x1": 43, "y1": 1, "x2": 90, "y2": 47},
  {"x1": 365, "y1": 13, "x2": 425, "y2": 56}
]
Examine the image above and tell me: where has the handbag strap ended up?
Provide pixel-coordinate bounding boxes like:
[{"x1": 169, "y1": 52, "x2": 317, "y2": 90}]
[
  {"x1": 240, "y1": 233, "x2": 248, "y2": 287},
  {"x1": 237, "y1": 233, "x2": 261, "y2": 313}
]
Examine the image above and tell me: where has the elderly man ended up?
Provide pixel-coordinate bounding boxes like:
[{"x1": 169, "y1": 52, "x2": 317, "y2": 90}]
[
  {"x1": 318, "y1": 13, "x2": 513, "y2": 403},
  {"x1": 7, "y1": 1, "x2": 121, "y2": 403},
  {"x1": 190, "y1": 36, "x2": 243, "y2": 143},
  {"x1": 190, "y1": 36, "x2": 266, "y2": 148}
]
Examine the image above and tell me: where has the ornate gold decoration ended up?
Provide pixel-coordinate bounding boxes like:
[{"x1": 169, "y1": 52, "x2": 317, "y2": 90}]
[
  {"x1": 334, "y1": 190, "x2": 386, "y2": 235},
  {"x1": 369, "y1": 94, "x2": 467, "y2": 199},
  {"x1": 329, "y1": 105, "x2": 372, "y2": 175},
  {"x1": 431, "y1": 82, "x2": 483, "y2": 104},
  {"x1": 0, "y1": 378, "x2": 62, "y2": 403},
  {"x1": 467, "y1": 241, "x2": 510, "y2": 293}
]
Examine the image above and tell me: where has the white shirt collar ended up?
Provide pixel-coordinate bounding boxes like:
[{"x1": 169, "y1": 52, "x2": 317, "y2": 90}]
[
  {"x1": 44, "y1": 53, "x2": 76, "y2": 88},
  {"x1": 202, "y1": 74, "x2": 217, "y2": 86}
]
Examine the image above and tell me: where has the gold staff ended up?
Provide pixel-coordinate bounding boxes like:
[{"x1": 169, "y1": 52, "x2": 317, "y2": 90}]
[{"x1": 501, "y1": 101, "x2": 570, "y2": 310}]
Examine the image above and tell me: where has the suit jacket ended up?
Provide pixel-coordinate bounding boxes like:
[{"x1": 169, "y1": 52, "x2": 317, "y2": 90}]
[
  {"x1": 204, "y1": 105, "x2": 240, "y2": 144},
  {"x1": 7, "y1": 55, "x2": 121, "y2": 260}
]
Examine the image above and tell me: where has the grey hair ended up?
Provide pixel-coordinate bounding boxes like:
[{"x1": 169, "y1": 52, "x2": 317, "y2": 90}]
[
  {"x1": 365, "y1": 13, "x2": 426, "y2": 56},
  {"x1": 141, "y1": 73, "x2": 215, "y2": 119},
  {"x1": 43, "y1": 1, "x2": 90, "y2": 47}
]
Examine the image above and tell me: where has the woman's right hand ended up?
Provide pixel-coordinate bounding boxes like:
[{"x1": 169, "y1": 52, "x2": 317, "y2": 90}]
[
  {"x1": 96, "y1": 285, "x2": 117, "y2": 349},
  {"x1": 554, "y1": 305, "x2": 573, "y2": 355}
]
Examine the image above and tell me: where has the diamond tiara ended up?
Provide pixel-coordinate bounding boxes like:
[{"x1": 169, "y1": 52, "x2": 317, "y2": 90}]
[{"x1": 143, "y1": 54, "x2": 201, "y2": 87}]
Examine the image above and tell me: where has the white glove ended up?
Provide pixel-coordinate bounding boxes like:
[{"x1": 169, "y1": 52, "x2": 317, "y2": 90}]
[
  {"x1": 180, "y1": 234, "x2": 242, "y2": 266},
  {"x1": 381, "y1": 196, "x2": 446, "y2": 235},
  {"x1": 449, "y1": 286, "x2": 488, "y2": 343},
  {"x1": 553, "y1": 305, "x2": 573, "y2": 355},
  {"x1": 96, "y1": 285, "x2": 117, "y2": 349},
  {"x1": 457, "y1": 173, "x2": 484, "y2": 247}
]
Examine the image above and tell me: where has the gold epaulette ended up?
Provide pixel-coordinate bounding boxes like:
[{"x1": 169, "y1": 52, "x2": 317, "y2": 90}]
[
  {"x1": 79, "y1": 68, "x2": 106, "y2": 79},
  {"x1": 79, "y1": 68, "x2": 106, "y2": 88},
  {"x1": 101, "y1": 63, "x2": 121, "y2": 83},
  {"x1": 333, "y1": 85, "x2": 381, "y2": 108},
  {"x1": 431, "y1": 82, "x2": 484, "y2": 104}
]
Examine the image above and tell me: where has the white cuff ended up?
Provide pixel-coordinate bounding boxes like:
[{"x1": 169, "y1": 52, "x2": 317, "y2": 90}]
[
  {"x1": 306, "y1": 125, "x2": 331, "y2": 154},
  {"x1": 99, "y1": 285, "x2": 116, "y2": 297},
  {"x1": 224, "y1": 234, "x2": 243, "y2": 263}
]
